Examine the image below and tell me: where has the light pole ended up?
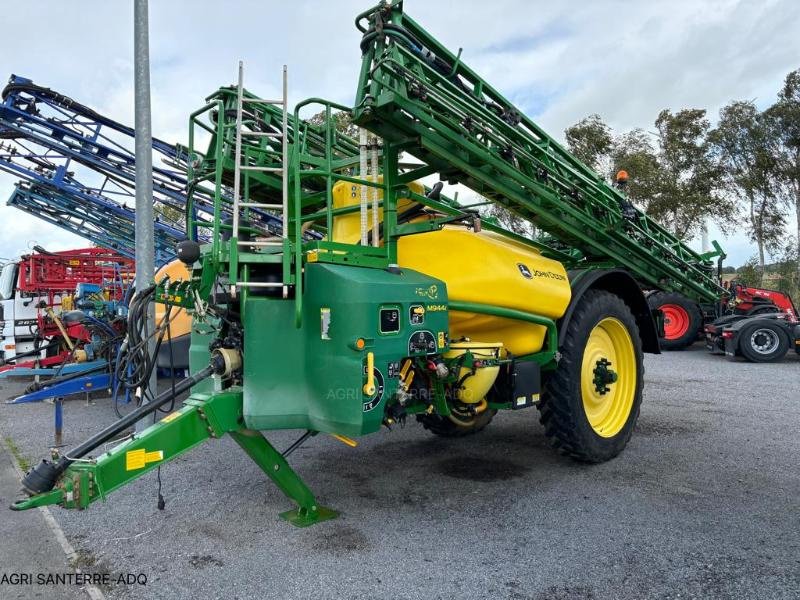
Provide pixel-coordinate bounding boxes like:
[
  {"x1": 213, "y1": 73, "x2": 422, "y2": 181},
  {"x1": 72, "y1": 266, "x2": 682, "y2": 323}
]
[{"x1": 134, "y1": 0, "x2": 156, "y2": 424}]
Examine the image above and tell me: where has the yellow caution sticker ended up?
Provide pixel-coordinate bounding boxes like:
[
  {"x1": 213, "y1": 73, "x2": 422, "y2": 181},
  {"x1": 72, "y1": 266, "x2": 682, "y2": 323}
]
[
  {"x1": 125, "y1": 448, "x2": 164, "y2": 471},
  {"x1": 160, "y1": 412, "x2": 181, "y2": 423},
  {"x1": 160, "y1": 294, "x2": 183, "y2": 303}
]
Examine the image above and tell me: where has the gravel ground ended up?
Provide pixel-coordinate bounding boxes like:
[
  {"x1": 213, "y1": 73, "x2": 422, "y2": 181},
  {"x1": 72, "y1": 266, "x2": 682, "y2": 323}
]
[{"x1": 0, "y1": 345, "x2": 799, "y2": 600}]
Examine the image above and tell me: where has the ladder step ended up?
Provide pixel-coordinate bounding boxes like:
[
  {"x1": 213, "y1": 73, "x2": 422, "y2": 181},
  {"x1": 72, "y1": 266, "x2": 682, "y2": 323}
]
[
  {"x1": 239, "y1": 202, "x2": 283, "y2": 209},
  {"x1": 235, "y1": 281, "x2": 285, "y2": 288},
  {"x1": 240, "y1": 166, "x2": 282, "y2": 172},
  {"x1": 241, "y1": 131, "x2": 282, "y2": 138},
  {"x1": 242, "y1": 98, "x2": 283, "y2": 105},
  {"x1": 238, "y1": 240, "x2": 284, "y2": 246}
]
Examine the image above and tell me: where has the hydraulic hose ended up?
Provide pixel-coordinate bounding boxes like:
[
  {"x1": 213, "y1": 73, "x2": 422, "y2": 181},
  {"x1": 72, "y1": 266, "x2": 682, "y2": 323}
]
[
  {"x1": 1, "y1": 339, "x2": 62, "y2": 364},
  {"x1": 19, "y1": 364, "x2": 215, "y2": 496}
]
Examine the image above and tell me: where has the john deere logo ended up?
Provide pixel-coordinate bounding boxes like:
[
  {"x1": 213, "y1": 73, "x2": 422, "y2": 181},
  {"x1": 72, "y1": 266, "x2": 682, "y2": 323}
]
[{"x1": 517, "y1": 263, "x2": 532, "y2": 279}]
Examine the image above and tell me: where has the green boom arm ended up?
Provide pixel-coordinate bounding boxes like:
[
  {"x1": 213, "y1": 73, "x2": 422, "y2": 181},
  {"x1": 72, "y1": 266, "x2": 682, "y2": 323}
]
[{"x1": 353, "y1": 1, "x2": 724, "y2": 303}]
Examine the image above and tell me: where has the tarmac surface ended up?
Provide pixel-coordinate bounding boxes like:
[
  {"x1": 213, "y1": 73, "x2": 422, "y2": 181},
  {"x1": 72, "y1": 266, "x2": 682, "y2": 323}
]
[{"x1": 0, "y1": 345, "x2": 798, "y2": 599}]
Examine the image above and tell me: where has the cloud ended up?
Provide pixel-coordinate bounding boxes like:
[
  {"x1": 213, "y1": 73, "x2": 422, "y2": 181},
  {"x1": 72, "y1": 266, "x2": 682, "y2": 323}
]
[{"x1": 0, "y1": 0, "x2": 797, "y2": 266}]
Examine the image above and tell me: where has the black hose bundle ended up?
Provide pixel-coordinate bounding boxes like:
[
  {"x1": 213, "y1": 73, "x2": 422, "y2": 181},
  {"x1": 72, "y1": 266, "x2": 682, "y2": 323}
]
[{"x1": 113, "y1": 284, "x2": 178, "y2": 413}]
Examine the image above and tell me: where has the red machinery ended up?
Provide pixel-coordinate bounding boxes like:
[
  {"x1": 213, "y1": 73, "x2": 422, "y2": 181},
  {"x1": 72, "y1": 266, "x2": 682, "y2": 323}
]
[
  {"x1": 0, "y1": 247, "x2": 133, "y2": 373},
  {"x1": 723, "y1": 281, "x2": 797, "y2": 321},
  {"x1": 17, "y1": 246, "x2": 132, "y2": 301},
  {"x1": 648, "y1": 280, "x2": 797, "y2": 350},
  {"x1": 704, "y1": 281, "x2": 799, "y2": 362}
]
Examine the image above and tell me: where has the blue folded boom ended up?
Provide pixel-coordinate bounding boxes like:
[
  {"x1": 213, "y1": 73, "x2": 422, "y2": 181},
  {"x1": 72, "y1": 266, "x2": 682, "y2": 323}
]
[
  {"x1": 0, "y1": 74, "x2": 287, "y2": 258},
  {"x1": 8, "y1": 182, "x2": 183, "y2": 265}
]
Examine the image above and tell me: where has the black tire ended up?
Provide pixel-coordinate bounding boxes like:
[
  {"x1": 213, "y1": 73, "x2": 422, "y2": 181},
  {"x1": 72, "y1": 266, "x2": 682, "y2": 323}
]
[
  {"x1": 418, "y1": 408, "x2": 496, "y2": 438},
  {"x1": 647, "y1": 291, "x2": 703, "y2": 350},
  {"x1": 738, "y1": 321, "x2": 789, "y2": 363},
  {"x1": 539, "y1": 290, "x2": 644, "y2": 463}
]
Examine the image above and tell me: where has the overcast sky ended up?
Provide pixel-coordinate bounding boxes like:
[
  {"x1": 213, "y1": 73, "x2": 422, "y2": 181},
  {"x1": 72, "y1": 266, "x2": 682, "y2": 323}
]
[{"x1": 0, "y1": 0, "x2": 797, "y2": 265}]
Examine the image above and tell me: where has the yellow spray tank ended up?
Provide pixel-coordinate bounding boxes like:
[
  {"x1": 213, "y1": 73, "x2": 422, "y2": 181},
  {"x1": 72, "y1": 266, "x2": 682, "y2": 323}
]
[
  {"x1": 329, "y1": 180, "x2": 572, "y2": 364},
  {"x1": 331, "y1": 176, "x2": 421, "y2": 243},
  {"x1": 399, "y1": 228, "x2": 571, "y2": 356}
]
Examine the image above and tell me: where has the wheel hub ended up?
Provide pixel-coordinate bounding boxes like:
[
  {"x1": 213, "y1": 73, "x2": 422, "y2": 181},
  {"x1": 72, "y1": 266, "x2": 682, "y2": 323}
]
[
  {"x1": 750, "y1": 328, "x2": 778, "y2": 354},
  {"x1": 580, "y1": 317, "x2": 637, "y2": 438},
  {"x1": 592, "y1": 358, "x2": 618, "y2": 394},
  {"x1": 660, "y1": 303, "x2": 691, "y2": 340}
]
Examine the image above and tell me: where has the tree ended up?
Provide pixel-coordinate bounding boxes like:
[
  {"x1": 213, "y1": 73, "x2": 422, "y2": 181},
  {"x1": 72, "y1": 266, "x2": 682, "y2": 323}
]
[
  {"x1": 710, "y1": 101, "x2": 785, "y2": 281},
  {"x1": 308, "y1": 108, "x2": 358, "y2": 138},
  {"x1": 610, "y1": 128, "x2": 663, "y2": 214},
  {"x1": 155, "y1": 203, "x2": 184, "y2": 229},
  {"x1": 564, "y1": 114, "x2": 613, "y2": 173},
  {"x1": 766, "y1": 69, "x2": 800, "y2": 281},
  {"x1": 480, "y1": 202, "x2": 534, "y2": 236},
  {"x1": 564, "y1": 111, "x2": 734, "y2": 241},
  {"x1": 735, "y1": 257, "x2": 761, "y2": 287},
  {"x1": 653, "y1": 109, "x2": 733, "y2": 239},
  {"x1": 772, "y1": 242, "x2": 799, "y2": 299}
]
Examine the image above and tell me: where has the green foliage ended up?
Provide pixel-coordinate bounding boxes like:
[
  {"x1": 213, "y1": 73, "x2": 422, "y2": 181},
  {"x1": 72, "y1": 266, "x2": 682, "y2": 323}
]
[
  {"x1": 735, "y1": 257, "x2": 762, "y2": 287},
  {"x1": 610, "y1": 129, "x2": 663, "y2": 216},
  {"x1": 766, "y1": 68, "x2": 800, "y2": 276},
  {"x1": 308, "y1": 109, "x2": 358, "y2": 138},
  {"x1": 564, "y1": 68, "x2": 800, "y2": 262},
  {"x1": 480, "y1": 202, "x2": 534, "y2": 236},
  {"x1": 4, "y1": 436, "x2": 30, "y2": 472},
  {"x1": 709, "y1": 100, "x2": 785, "y2": 269},
  {"x1": 769, "y1": 69, "x2": 800, "y2": 188},
  {"x1": 564, "y1": 114, "x2": 613, "y2": 172},
  {"x1": 565, "y1": 111, "x2": 733, "y2": 240},
  {"x1": 772, "y1": 243, "x2": 800, "y2": 299},
  {"x1": 155, "y1": 203, "x2": 184, "y2": 229},
  {"x1": 653, "y1": 109, "x2": 732, "y2": 239}
]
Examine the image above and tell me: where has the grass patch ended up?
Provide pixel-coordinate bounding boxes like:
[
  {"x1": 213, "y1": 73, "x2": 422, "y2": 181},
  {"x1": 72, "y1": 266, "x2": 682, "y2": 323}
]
[
  {"x1": 4, "y1": 436, "x2": 30, "y2": 472},
  {"x1": 71, "y1": 549, "x2": 97, "y2": 568}
]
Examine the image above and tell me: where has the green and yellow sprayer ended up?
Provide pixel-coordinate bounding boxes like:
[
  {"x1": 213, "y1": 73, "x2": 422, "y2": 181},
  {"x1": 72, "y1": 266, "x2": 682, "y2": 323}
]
[{"x1": 12, "y1": 1, "x2": 724, "y2": 526}]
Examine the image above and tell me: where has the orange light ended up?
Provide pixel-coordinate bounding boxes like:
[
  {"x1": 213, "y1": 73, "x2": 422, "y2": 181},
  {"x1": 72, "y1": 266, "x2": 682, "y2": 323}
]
[
  {"x1": 615, "y1": 170, "x2": 629, "y2": 182},
  {"x1": 355, "y1": 338, "x2": 366, "y2": 350}
]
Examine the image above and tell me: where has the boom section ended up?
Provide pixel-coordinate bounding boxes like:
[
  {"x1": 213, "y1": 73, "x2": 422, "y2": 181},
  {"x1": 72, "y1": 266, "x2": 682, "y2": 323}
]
[{"x1": 353, "y1": 2, "x2": 723, "y2": 302}]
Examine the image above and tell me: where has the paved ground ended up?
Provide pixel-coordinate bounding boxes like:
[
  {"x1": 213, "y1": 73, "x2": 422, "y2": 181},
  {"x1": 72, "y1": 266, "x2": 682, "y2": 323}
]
[
  {"x1": 0, "y1": 445, "x2": 86, "y2": 600},
  {"x1": 0, "y1": 345, "x2": 798, "y2": 600}
]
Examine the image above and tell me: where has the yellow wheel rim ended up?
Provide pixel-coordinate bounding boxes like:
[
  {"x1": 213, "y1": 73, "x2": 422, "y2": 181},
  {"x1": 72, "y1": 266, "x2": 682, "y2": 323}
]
[{"x1": 580, "y1": 317, "x2": 637, "y2": 438}]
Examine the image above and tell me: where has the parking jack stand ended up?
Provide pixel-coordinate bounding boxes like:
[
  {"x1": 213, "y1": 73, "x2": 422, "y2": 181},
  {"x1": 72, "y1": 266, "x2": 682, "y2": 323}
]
[{"x1": 229, "y1": 429, "x2": 338, "y2": 527}]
